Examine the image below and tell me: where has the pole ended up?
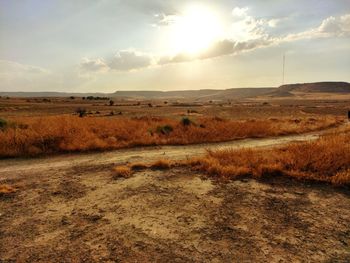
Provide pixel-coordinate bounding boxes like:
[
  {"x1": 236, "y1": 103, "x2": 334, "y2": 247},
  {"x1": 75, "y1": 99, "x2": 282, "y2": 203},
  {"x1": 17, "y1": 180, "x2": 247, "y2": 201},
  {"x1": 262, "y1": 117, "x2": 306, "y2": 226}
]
[{"x1": 282, "y1": 53, "x2": 285, "y2": 85}]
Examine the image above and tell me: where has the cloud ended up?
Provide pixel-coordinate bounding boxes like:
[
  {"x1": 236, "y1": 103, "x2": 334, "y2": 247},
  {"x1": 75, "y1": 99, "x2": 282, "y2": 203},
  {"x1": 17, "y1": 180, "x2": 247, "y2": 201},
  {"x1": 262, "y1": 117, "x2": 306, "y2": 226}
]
[
  {"x1": 152, "y1": 13, "x2": 179, "y2": 27},
  {"x1": 80, "y1": 50, "x2": 153, "y2": 73},
  {"x1": 108, "y1": 50, "x2": 153, "y2": 71},
  {"x1": 160, "y1": 12, "x2": 350, "y2": 65},
  {"x1": 318, "y1": 14, "x2": 350, "y2": 36},
  {"x1": 80, "y1": 11, "x2": 350, "y2": 71},
  {"x1": 284, "y1": 13, "x2": 350, "y2": 41},
  {"x1": 268, "y1": 18, "x2": 281, "y2": 28},
  {"x1": 230, "y1": 7, "x2": 272, "y2": 42},
  {"x1": 232, "y1": 7, "x2": 249, "y2": 18},
  {"x1": 0, "y1": 60, "x2": 53, "y2": 91},
  {"x1": 80, "y1": 58, "x2": 109, "y2": 72},
  {"x1": 158, "y1": 38, "x2": 272, "y2": 65},
  {"x1": 0, "y1": 60, "x2": 50, "y2": 75}
]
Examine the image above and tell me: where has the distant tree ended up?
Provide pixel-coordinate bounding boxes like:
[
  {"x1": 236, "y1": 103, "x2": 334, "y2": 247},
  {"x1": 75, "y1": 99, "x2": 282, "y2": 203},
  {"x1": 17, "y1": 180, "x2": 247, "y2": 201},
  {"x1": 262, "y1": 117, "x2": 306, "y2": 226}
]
[
  {"x1": 109, "y1": 100, "x2": 114, "y2": 106},
  {"x1": 148, "y1": 103, "x2": 153, "y2": 108},
  {"x1": 82, "y1": 97, "x2": 86, "y2": 100},
  {"x1": 70, "y1": 96, "x2": 75, "y2": 100}
]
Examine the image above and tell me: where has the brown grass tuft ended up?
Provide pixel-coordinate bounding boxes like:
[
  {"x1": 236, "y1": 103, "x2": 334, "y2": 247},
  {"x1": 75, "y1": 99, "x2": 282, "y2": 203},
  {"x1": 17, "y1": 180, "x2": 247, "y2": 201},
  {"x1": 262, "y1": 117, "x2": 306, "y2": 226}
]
[
  {"x1": 113, "y1": 166, "x2": 132, "y2": 179},
  {"x1": 0, "y1": 184, "x2": 17, "y2": 196},
  {"x1": 149, "y1": 159, "x2": 173, "y2": 170}
]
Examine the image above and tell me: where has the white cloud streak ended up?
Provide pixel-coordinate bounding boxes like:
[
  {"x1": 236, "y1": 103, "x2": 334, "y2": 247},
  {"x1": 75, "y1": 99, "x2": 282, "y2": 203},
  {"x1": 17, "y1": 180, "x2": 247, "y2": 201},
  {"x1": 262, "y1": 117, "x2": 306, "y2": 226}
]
[
  {"x1": 0, "y1": 60, "x2": 50, "y2": 75},
  {"x1": 81, "y1": 11, "x2": 350, "y2": 72}
]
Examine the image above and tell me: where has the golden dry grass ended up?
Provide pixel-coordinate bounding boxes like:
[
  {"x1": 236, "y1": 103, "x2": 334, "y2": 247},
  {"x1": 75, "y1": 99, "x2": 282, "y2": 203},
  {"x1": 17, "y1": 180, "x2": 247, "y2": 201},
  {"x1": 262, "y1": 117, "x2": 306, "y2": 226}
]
[
  {"x1": 187, "y1": 132, "x2": 350, "y2": 185},
  {"x1": 0, "y1": 184, "x2": 17, "y2": 195},
  {"x1": 0, "y1": 115, "x2": 342, "y2": 158},
  {"x1": 113, "y1": 166, "x2": 132, "y2": 179},
  {"x1": 149, "y1": 159, "x2": 173, "y2": 170},
  {"x1": 121, "y1": 129, "x2": 350, "y2": 186}
]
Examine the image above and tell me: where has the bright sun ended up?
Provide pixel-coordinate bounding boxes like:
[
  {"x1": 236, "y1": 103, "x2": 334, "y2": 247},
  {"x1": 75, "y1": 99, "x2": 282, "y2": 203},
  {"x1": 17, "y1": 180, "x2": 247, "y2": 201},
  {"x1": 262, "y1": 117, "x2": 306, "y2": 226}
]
[{"x1": 170, "y1": 5, "x2": 223, "y2": 54}]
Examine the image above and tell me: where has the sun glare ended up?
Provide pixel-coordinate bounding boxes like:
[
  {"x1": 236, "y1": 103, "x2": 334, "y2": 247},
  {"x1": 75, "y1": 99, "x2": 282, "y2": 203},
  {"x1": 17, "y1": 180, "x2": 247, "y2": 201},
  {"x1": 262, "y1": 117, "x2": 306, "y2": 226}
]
[{"x1": 170, "y1": 5, "x2": 224, "y2": 54}]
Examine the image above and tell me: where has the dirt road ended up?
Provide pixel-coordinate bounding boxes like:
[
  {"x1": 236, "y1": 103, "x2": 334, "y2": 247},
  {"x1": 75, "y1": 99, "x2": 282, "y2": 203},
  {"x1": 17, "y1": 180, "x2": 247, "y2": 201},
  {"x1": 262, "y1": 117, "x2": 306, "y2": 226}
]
[
  {"x1": 0, "y1": 131, "x2": 323, "y2": 177},
  {"x1": 0, "y1": 128, "x2": 349, "y2": 262}
]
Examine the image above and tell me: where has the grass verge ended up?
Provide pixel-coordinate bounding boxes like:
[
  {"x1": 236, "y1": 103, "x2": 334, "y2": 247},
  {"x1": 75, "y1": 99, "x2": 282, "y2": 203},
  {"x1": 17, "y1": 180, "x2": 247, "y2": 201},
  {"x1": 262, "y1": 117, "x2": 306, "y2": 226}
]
[
  {"x1": 0, "y1": 115, "x2": 342, "y2": 158},
  {"x1": 119, "y1": 131, "x2": 350, "y2": 186}
]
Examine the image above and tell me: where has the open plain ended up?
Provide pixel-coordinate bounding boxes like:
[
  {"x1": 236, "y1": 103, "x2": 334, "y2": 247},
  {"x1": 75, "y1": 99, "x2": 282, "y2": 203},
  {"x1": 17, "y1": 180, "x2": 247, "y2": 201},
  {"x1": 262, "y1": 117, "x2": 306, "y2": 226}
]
[{"x1": 0, "y1": 90, "x2": 349, "y2": 262}]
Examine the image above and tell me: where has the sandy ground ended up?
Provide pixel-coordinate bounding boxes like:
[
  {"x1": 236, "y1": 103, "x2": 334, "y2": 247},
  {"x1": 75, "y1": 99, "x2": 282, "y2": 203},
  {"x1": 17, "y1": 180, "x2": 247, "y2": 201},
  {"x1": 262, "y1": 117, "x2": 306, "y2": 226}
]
[{"x1": 0, "y1": 129, "x2": 349, "y2": 262}]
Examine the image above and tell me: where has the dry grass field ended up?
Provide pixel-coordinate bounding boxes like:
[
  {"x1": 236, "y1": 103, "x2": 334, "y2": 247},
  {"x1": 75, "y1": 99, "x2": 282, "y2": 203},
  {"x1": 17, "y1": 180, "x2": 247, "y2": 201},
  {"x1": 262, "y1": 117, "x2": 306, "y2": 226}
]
[
  {"x1": 0, "y1": 114, "x2": 342, "y2": 158},
  {"x1": 119, "y1": 131, "x2": 350, "y2": 185},
  {"x1": 0, "y1": 96, "x2": 348, "y2": 158},
  {"x1": 0, "y1": 95, "x2": 349, "y2": 262}
]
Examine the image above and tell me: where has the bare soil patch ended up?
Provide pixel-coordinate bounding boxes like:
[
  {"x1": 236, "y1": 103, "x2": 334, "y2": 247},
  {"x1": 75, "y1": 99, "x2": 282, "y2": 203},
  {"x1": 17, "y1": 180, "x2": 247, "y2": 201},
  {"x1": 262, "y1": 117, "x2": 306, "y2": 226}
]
[{"x1": 0, "y1": 164, "x2": 349, "y2": 262}]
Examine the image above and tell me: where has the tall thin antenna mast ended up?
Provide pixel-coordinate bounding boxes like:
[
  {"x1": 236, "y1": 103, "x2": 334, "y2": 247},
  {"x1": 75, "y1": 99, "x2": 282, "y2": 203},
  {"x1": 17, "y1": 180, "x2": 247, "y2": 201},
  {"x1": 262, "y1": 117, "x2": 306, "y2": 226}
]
[{"x1": 282, "y1": 53, "x2": 285, "y2": 85}]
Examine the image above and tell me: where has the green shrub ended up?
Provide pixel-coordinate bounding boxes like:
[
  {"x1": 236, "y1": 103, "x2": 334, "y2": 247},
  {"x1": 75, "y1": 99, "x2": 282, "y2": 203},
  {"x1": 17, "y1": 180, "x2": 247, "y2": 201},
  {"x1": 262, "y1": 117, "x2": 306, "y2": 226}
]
[
  {"x1": 181, "y1": 117, "x2": 191, "y2": 126},
  {"x1": 76, "y1": 108, "x2": 87, "y2": 118},
  {"x1": 0, "y1": 119, "x2": 8, "y2": 130}
]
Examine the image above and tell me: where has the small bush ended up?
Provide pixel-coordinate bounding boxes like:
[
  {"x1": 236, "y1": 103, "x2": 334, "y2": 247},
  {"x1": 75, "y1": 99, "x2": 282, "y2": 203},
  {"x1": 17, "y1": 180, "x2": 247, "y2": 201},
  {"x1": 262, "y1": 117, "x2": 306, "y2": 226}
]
[
  {"x1": 0, "y1": 118, "x2": 8, "y2": 130},
  {"x1": 156, "y1": 125, "x2": 173, "y2": 135},
  {"x1": 76, "y1": 108, "x2": 87, "y2": 118},
  {"x1": 181, "y1": 117, "x2": 192, "y2": 126},
  {"x1": 113, "y1": 166, "x2": 132, "y2": 178}
]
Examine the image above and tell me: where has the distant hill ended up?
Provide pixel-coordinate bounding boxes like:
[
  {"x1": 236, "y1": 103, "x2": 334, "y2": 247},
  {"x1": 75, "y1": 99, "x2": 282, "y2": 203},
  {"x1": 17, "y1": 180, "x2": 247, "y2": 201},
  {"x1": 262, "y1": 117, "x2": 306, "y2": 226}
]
[
  {"x1": 0, "y1": 91, "x2": 111, "y2": 98},
  {"x1": 1, "y1": 82, "x2": 349, "y2": 100},
  {"x1": 267, "y1": 82, "x2": 350, "y2": 97},
  {"x1": 0, "y1": 88, "x2": 275, "y2": 101},
  {"x1": 112, "y1": 88, "x2": 275, "y2": 101},
  {"x1": 280, "y1": 82, "x2": 350, "y2": 93}
]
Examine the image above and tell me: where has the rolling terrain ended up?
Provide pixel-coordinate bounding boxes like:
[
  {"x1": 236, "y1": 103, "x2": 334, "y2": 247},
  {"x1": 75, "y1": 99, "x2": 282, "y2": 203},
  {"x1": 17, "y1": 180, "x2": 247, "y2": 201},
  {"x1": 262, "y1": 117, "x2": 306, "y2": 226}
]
[{"x1": 1, "y1": 82, "x2": 349, "y2": 101}]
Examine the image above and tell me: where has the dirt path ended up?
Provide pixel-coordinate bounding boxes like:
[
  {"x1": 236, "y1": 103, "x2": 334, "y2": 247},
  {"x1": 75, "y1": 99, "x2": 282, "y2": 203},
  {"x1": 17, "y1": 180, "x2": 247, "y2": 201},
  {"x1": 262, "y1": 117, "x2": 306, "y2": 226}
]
[
  {"x1": 0, "y1": 126, "x2": 349, "y2": 262},
  {"x1": 0, "y1": 128, "x2": 332, "y2": 177}
]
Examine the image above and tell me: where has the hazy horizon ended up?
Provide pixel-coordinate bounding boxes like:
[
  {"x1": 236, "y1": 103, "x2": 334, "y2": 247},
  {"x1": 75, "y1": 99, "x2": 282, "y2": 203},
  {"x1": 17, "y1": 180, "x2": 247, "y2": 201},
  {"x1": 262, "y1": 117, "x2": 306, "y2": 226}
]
[{"x1": 1, "y1": 0, "x2": 350, "y2": 92}]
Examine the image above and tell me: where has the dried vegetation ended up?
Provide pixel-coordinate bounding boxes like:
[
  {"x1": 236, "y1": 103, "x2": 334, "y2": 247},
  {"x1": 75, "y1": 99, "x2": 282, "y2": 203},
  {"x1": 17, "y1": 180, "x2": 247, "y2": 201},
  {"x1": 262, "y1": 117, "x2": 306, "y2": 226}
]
[
  {"x1": 120, "y1": 131, "x2": 350, "y2": 186},
  {"x1": 0, "y1": 115, "x2": 342, "y2": 158}
]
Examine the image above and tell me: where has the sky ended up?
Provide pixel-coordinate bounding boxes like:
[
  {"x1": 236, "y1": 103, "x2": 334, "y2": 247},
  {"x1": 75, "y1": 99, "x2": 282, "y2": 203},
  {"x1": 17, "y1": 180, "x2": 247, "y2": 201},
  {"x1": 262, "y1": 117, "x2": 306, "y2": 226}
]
[{"x1": 0, "y1": 0, "x2": 350, "y2": 92}]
